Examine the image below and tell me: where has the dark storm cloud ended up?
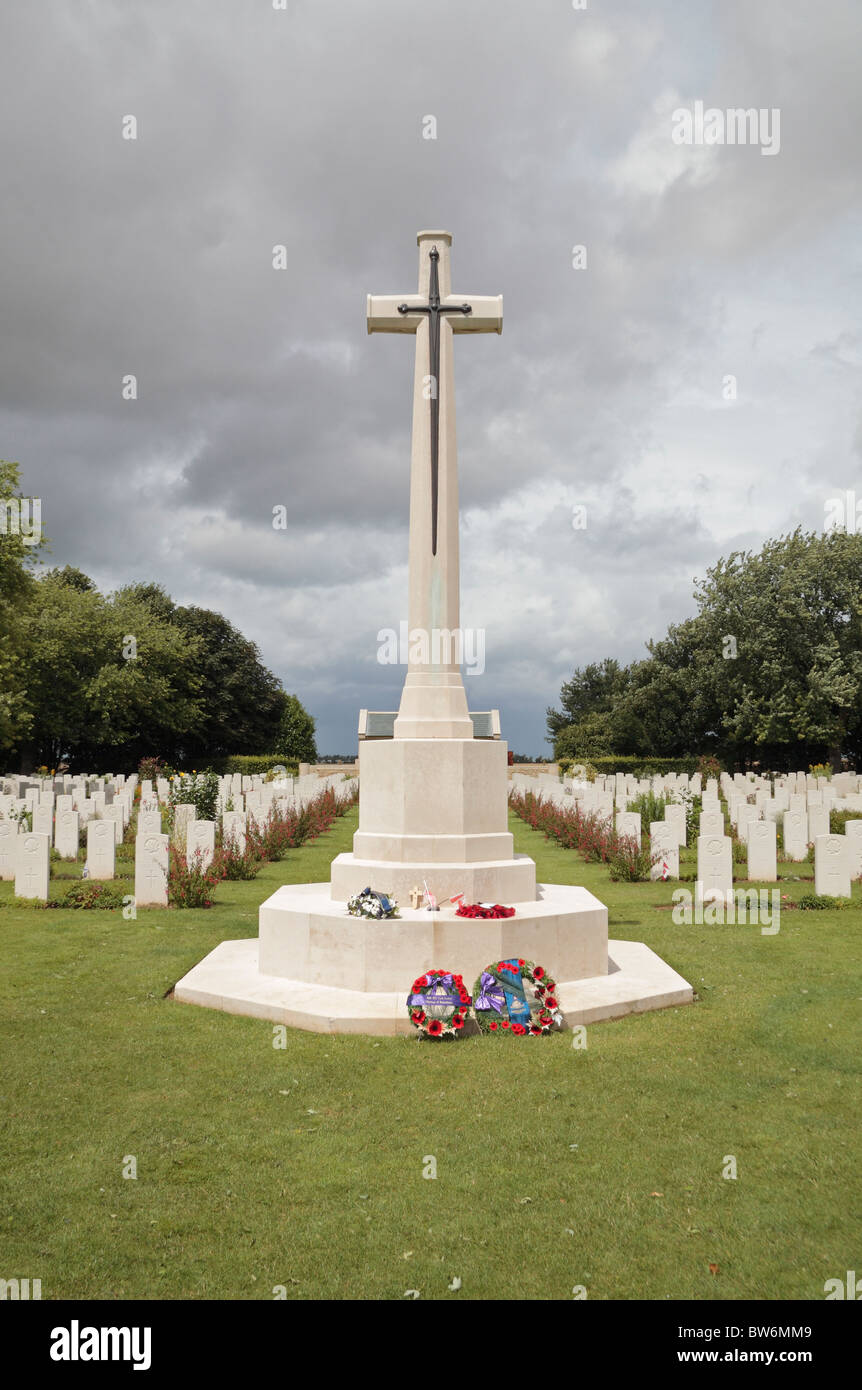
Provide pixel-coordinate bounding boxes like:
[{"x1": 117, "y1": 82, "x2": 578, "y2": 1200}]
[{"x1": 1, "y1": 0, "x2": 860, "y2": 750}]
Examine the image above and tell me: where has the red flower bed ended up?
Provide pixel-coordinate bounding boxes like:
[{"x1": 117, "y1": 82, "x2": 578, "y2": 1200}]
[{"x1": 509, "y1": 789, "x2": 617, "y2": 863}]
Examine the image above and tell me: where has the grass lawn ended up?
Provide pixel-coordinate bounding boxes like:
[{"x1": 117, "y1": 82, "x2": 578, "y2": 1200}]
[{"x1": 0, "y1": 807, "x2": 859, "y2": 1301}]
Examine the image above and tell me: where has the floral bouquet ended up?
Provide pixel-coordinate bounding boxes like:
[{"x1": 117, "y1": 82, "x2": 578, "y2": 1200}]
[
  {"x1": 347, "y1": 886, "x2": 399, "y2": 920},
  {"x1": 455, "y1": 902, "x2": 515, "y2": 919}
]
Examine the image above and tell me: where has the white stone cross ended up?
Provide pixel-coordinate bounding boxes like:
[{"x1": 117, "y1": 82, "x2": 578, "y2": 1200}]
[{"x1": 367, "y1": 231, "x2": 502, "y2": 739}]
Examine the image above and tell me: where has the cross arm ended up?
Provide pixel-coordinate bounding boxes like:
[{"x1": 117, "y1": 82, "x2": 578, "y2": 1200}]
[
  {"x1": 446, "y1": 295, "x2": 503, "y2": 334},
  {"x1": 367, "y1": 294, "x2": 425, "y2": 334}
]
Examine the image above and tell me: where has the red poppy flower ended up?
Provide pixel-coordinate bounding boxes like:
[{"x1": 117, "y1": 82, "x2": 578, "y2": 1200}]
[
  {"x1": 458, "y1": 990, "x2": 470, "y2": 1004},
  {"x1": 427, "y1": 1019, "x2": 444, "y2": 1036},
  {"x1": 518, "y1": 959, "x2": 525, "y2": 967},
  {"x1": 413, "y1": 977, "x2": 428, "y2": 991},
  {"x1": 513, "y1": 1023, "x2": 526, "y2": 1035},
  {"x1": 489, "y1": 1021, "x2": 498, "y2": 1031},
  {"x1": 501, "y1": 1020, "x2": 510, "y2": 1029},
  {"x1": 533, "y1": 966, "x2": 545, "y2": 980},
  {"x1": 530, "y1": 1025, "x2": 542, "y2": 1035},
  {"x1": 452, "y1": 1017, "x2": 464, "y2": 1029},
  {"x1": 411, "y1": 1010, "x2": 426, "y2": 1024},
  {"x1": 545, "y1": 996, "x2": 558, "y2": 1008}
]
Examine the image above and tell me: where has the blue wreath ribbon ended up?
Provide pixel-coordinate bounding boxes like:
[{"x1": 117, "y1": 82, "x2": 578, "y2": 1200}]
[{"x1": 490, "y1": 958, "x2": 533, "y2": 1026}]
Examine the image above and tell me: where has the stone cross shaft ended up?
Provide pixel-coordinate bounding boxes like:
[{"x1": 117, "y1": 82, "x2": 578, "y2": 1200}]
[{"x1": 367, "y1": 231, "x2": 502, "y2": 739}]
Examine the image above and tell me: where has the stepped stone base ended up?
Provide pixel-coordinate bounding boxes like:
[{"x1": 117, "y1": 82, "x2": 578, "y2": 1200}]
[
  {"x1": 255, "y1": 880, "x2": 607, "y2": 987},
  {"x1": 174, "y1": 936, "x2": 693, "y2": 1036},
  {"x1": 329, "y1": 851, "x2": 536, "y2": 906}
]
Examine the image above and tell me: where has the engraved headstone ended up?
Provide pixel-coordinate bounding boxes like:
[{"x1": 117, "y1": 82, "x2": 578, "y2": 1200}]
[
  {"x1": 0, "y1": 820, "x2": 17, "y2": 881},
  {"x1": 135, "y1": 832, "x2": 169, "y2": 907},
  {"x1": 86, "y1": 820, "x2": 116, "y2": 880},
  {"x1": 814, "y1": 834, "x2": 850, "y2": 898},
  {"x1": 15, "y1": 833, "x2": 49, "y2": 900},
  {"x1": 746, "y1": 819, "x2": 777, "y2": 882},
  {"x1": 55, "y1": 809, "x2": 80, "y2": 860}
]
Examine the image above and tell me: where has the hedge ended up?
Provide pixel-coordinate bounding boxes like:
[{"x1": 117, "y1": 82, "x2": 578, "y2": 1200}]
[
  {"x1": 558, "y1": 755, "x2": 705, "y2": 778},
  {"x1": 204, "y1": 755, "x2": 300, "y2": 776}
]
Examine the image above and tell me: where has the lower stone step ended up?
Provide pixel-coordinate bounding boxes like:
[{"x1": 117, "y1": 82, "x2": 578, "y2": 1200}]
[{"x1": 173, "y1": 937, "x2": 693, "y2": 1036}]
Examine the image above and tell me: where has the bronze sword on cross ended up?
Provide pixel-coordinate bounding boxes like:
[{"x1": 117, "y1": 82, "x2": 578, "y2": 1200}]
[
  {"x1": 366, "y1": 235, "x2": 503, "y2": 568},
  {"x1": 397, "y1": 247, "x2": 471, "y2": 555}
]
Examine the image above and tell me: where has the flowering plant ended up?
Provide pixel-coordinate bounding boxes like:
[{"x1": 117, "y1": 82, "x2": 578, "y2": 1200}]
[
  {"x1": 168, "y1": 846, "x2": 220, "y2": 909},
  {"x1": 473, "y1": 958, "x2": 563, "y2": 1036},
  {"x1": 347, "y1": 886, "x2": 399, "y2": 919},
  {"x1": 407, "y1": 970, "x2": 471, "y2": 1038}
]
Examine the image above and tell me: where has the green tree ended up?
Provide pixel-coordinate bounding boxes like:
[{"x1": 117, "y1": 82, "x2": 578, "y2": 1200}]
[
  {"x1": 546, "y1": 658, "x2": 630, "y2": 745},
  {"x1": 0, "y1": 462, "x2": 49, "y2": 761},
  {"x1": 23, "y1": 573, "x2": 205, "y2": 768},
  {"x1": 690, "y1": 529, "x2": 862, "y2": 767},
  {"x1": 168, "y1": 606, "x2": 288, "y2": 762},
  {"x1": 549, "y1": 529, "x2": 862, "y2": 769},
  {"x1": 274, "y1": 692, "x2": 317, "y2": 763}
]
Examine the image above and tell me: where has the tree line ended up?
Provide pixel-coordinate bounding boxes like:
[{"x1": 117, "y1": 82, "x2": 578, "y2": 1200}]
[
  {"x1": 0, "y1": 461, "x2": 317, "y2": 771},
  {"x1": 548, "y1": 528, "x2": 862, "y2": 770}
]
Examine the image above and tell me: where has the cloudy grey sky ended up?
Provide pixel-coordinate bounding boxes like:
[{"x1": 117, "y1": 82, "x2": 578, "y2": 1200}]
[{"x1": 2, "y1": 0, "x2": 860, "y2": 753}]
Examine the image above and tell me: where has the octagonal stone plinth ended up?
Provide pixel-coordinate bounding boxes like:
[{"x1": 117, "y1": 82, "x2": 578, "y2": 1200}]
[{"x1": 256, "y1": 880, "x2": 607, "y2": 991}]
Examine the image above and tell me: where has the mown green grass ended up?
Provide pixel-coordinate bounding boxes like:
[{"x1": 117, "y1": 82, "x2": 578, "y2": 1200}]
[{"x1": 0, "y1": 808, "x2": 858, "y2": 1301}]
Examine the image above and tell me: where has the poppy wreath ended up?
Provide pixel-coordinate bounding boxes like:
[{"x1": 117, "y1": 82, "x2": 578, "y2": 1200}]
[
  {"x1": 407, "y1": 969, "x2": 472, "y2": 1039},
  {"x1": 472, "y1": 958, "x2": 562, "y2": 1036},
  {"x1": 455, "y1": 902, "x2": 515, "y2": 919}
]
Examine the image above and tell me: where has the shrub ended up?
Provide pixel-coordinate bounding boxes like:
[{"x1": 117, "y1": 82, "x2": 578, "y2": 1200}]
[
  {"x1": 696, "y1": 754, "x2": 723, "y2": 779},
  {"x1": 608, "y1": 834, "x2": 657, "y2": 882},
  {"x1": 808, "y1": 763, "x2": 832, "y2": 780},
  {"x1": 249, "y1": 805, "x2": 299, "y2": 862},
  {"x1": 244, "y1": 783, "x2": 359, "y2": 864},
  {"x1": 626, "y1": 790, "x2": 672, "y2": 838},
  {"x1": 212, "y1": 835, "x2": 259, "y2": 881},
  {"x1": 509, "y1": 790, "x2": 615, "y2": 863},
  {"x1": 168, "y1": 769, "x2": 220, "y2": 824},
  {"x1": 138, "y1": 756, "x2": 171, "y2": 784},
  {"x1": 796, "y1": 893, "x2": 851, "y2": 911},
  {"x1": 830, "y1": 809, "x2": 862, "y2": 834},
  {"x1": 59, "y1": 880, "x2": 127, "y2": 910},
  {"x1": 168, "y1": 846, "x2": 220, "y2": 908}
]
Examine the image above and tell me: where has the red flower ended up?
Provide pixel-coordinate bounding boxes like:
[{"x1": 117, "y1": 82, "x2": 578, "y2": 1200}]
[
  {"x1": 427, "y1": 1019, "x2": 444, "y2": 1036},
  {"x1": 458, "y1": 990, "x2": 470, "y2": 1004},
  {"x1": 489, "y1": 1021, "x2": 498, "y2": 1030},
  {"x1": 513, "y1": 1023, "x2": 526, "y2": 1035},
  {"x1": 411, "y1": 1009, "x2": 426, "y2": 1024},
  {"x1": 452, "y1": 1017, "x2": 464, "y2": 1029},
  {"x1": 545, "y1": 996, "x2": 558, "y2": 1009},
  {"x1": 501, "y1": 1020, "x2": 510, "y2": 1029},
  {"x1": 530, "y1": 1025, "x2": 542, "y2": 1035},
  {"x1": 533, "y1": 966, "x2": 545, "y2": 980},
  {"x1": 413, "y1": 977, "x2": 428, "y2": 991},
  {"x1": 518, "y1": 958, "x2": 525, "y2": 966}
]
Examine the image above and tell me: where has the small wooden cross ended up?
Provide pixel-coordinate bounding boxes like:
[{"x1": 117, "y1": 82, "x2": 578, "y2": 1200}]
[{"x1": 409, "y1": 885, "x2": 422, "y2": 909}]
